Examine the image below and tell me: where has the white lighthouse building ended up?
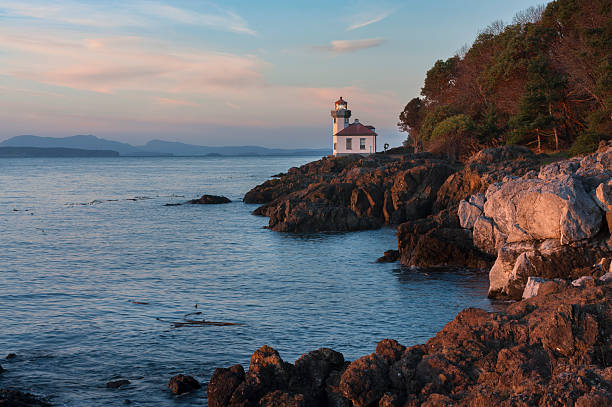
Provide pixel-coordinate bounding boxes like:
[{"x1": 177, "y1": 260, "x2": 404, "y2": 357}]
[{"x1": 331, "y1": 97, "x2": 377, "y2": 156}]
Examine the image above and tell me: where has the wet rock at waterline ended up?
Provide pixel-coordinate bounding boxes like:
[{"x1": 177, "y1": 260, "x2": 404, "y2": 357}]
[{"x1": 167, "y1": 374, "x2": 201, "y2": 395}]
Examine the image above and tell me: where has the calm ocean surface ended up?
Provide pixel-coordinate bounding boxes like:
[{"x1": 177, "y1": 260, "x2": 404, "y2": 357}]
[{"x1": 0, "y1": 156, "x2": 495, "y2": 406}]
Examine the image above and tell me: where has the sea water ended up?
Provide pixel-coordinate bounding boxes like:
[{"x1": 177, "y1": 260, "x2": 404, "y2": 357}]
[{"x1": 0, "y1": 156, "x2": 495, "y2": 406}]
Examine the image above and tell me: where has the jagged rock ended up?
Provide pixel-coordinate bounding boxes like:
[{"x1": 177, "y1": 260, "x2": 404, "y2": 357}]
[
  {"x1": 5, "y1": 354, "x2": 16, "y2": 360},
  {"x1": 290, "y1": 348, "x2": 344, "y2": 403},
  {"x1": 375, "y1": 339, "x2": 406, "y2": 364},
  {"x1": 376, "y1": 250, "x2": 399, "y2": 263},
  {"x1": 398, "y1": 208, "x2": 493, "y2": 269},
  {"x1": 246, "y1": 154, "x2": 455, "y2": 233},
  {"x1": 106, "y1": 379, "x2": 130, "y2": 389},
  {"x1": 207, "y1": 364, "x2": 245, "y2": 407},
  {"x1": 472, "y1": 215, "x2": 505, "y2": 256},
  {"x1": 522, "y1": 276, "x2": 550, "y2": 299},
  {"x1": 593, "y1": 180, "x2": 612, "y2": 211},
  {"x1": 522, "y1": 277, "x2": 567, "y2": 300},
  {"x1": 339, "y1": 354, "x2": 389, "y2": 407},
  {"x1": 457, "y1": 199, "x2": 482, "y2": 229},
  {"x1": 483, "y1": 176, "x2": 603, "y2": 244},
  {"x1": 187, "y1": 194, "x2": 231, "y2": 204},
  {"x1": 167, "y1": 374, "x2": 201, "y2": 395},
  {"x1": 488, "y1": 238, "x2": 611, "y2": 299},
  {"x1": 210, "y1": 282, "x2": 612, "y2": 406},
  {"x1": 433, "y1": 145, "x2": 539, "y2": 211},
  {"x1": 247, "y1": 345, "x2": 292, "y2": 391}
]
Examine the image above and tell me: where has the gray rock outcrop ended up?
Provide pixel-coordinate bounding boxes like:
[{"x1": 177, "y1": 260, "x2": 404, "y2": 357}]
[{"x1": 460, "y1": 142, "x2": 612, "y2": 299}]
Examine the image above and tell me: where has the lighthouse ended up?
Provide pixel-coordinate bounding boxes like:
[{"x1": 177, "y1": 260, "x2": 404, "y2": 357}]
[{"x1": 331, "y1": 97, "x2": 377, "y2": 156}]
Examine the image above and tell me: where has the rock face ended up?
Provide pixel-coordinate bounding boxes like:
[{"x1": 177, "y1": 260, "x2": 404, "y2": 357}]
[
  {"x1": 397, "y1": 208, "x2": 493, "y2": 269},
  {"x1": 396, "y1": 145, "x2": 540, "y2": 269},
  {"x1": 207, "y1": 281, "x2": 612, "y2": 406},
  {"x1": 187, "y1": 194, "x2": 231, "y2": 204},
  {"x1": 167, "y1": 374, "x2": 201, "y2": 395},
  {"x1": 460, "y1": 143, "x2": 612, "y2": 299},
  {"x1": 483, "y1": 176, "x2": 602, "y2": 244},
  {"x1": 433, "y1": 145, "x2": 539, "y2": 211},
  {"x1": 245, "y1": 153, "x2": 455, "y2": 232}
]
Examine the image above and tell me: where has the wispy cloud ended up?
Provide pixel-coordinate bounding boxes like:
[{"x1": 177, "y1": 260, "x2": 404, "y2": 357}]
[
  {"x1": 0, "y1": 29, "x2": 264, "y2": 94},
  {"x1": 0, "y1": 1, "x2": 256, "y2": 34},
  {"x1": 326, "y1": 38, "x2": 386, "y2": 53},
  {"x1": 141, "y1": 2, "x2": 256, "y2": 35},
  {"x1": 346, "y1": 11, "x2": 392, "y2": 31}
]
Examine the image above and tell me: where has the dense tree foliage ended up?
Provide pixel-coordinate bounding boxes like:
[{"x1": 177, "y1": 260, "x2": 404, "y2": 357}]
[{"x1": 398, "y1": 0, "x2": 612, "y2": 158}]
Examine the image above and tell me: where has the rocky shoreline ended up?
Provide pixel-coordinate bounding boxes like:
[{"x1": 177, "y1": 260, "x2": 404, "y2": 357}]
[
  {"x1": 245, "y1": 142, "x2": 612, "y2": 300},
  {"x1": 207, "y1": 279, "x2": 611, "y2": 406},
  {"x1": 209, "y1": 142, "x2": 612, "y2": 405},
  {"x1": 4, "y1": 144, "x2": 612, "y2": 405}
]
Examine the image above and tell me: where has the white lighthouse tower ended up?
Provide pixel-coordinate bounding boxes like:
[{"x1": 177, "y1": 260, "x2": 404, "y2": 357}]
[
  {"x1": 331, "y1": 97, "x2": 377, "y2": 156},
  {"x1": 331, "y1": 97, "x2": 351, "y2": 136}
]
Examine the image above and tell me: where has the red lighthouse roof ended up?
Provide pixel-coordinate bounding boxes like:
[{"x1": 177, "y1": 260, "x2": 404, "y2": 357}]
[
  {"x1": 335, "y1": 122, "x2": 377, "y2": 137},
  {"x1": 335, "y1": 97, "x2": 347, "y2": 105}
]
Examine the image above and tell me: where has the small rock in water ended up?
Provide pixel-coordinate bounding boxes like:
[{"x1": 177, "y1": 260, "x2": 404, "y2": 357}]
[
  {"x1": 377, "y1": 250, "x2": 399, "y2": 263},
  {"x1": 6, "y1": 353, "x2": 16, "y2": 360},
  {"x1": 167, "y1": 374, "x2": 201, "y2": 395},
  {"x1": 187, "y1": 194, "x2": 231, "y2": 205},
  {"x1": 106, "y1": 379, "x2": 131, "y2": 389}
]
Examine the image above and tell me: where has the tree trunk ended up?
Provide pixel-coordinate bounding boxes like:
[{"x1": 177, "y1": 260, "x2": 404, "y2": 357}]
[{"x1": 549, "y1": 103, "x2": 559, "y2": 151}]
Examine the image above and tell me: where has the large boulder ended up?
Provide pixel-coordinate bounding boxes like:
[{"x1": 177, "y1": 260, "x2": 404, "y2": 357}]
[
  {"x1": 290, "y1": 348, "x2": 344, "y2": 403},
  {"x1": 167, "y1": 374, "x2": 201, "y2": 395},
  {"x1": 207, "y1": 364, "x2": 245, "y2": 407},
  {"x1": 483, "y1": 176, "x2": 602, "y2": 244},
  {"x1": 339, "y1": 354, "x2": 389, "y2": 407}
]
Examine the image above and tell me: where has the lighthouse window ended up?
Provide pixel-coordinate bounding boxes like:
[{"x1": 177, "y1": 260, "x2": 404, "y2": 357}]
[
  {"x1": 360, "y1": 138, "x2": 366, "y2": 150},
  {"x1": 333, "y1": 142, "x2": 337, "y2": 150},
  {"x1": 334, "y1": 118, "x2": 336, "y2": 124},
  {"x1": 346, "y1": 138, "x2": 352, "y2": 150}
]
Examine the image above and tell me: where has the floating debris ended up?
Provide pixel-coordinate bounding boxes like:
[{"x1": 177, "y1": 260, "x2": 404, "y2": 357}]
[
  {"x1": 131, "y1": 301, "x2": 149, "y2": 305},
  {"x1": 156, "y1": 313, "x2": 241, "y2": 328}
]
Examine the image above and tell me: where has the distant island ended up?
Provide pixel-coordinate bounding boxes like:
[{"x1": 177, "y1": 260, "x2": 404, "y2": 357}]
[
  {"x1": 0, "y1": 135, "x2": 331, "y2": 157},
  {"x1": 0, "y1": 146, "x2": 120, "y2": 158}
]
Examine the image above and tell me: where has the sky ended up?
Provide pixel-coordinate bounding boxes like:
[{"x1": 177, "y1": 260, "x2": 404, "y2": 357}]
[{"x1": 0, "y1": 0, "x2": 546, "y2": 148}]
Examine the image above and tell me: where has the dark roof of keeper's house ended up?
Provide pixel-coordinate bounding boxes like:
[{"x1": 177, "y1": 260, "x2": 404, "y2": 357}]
[{"x1": 335, "y1": 122, "x2": 377, "y2": 137}]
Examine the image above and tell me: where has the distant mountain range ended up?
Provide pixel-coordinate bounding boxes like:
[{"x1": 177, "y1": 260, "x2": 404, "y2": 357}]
[
  {"x1": 0, "y1": 135, "x2": 331, "y2": 157},
  {"x1": 0, "y1": 146, "x2": 119, "y2": 158}
]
